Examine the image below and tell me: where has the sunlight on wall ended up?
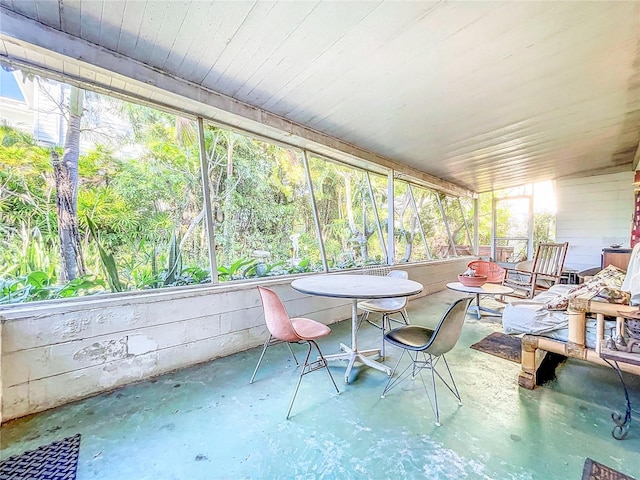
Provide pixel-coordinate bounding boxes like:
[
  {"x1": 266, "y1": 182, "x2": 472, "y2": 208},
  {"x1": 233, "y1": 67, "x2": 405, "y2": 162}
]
[{"x1": 534, "y1": 181, "x2": 556, "y2": 213}]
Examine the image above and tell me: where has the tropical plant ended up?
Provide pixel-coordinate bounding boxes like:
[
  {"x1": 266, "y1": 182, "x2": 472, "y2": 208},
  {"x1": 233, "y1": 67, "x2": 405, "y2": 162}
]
[
  {"x1": 217, "y1": 258, "x2": 256, "y2": 281},
  {"x1": 85, "y1": 216, "x2": 124, "y2": 292},
  {"x1": 0, "y1": 271, "x2": 104, "y2": 305}
]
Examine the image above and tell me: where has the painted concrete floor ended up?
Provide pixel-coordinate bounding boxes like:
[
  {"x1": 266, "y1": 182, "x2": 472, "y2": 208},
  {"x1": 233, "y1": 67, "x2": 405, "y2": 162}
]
[{"x1": 1, "y1": 289, "x2": 640, "y2": 480}]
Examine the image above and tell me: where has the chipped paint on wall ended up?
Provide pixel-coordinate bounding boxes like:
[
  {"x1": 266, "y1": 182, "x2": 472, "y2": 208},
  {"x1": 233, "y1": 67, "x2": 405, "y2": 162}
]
[
  {"x1": 56, "y1": 317, "x2": 91, "y2": 340},
  {"x1": 73, "y1": 338, "x2": 127, "y2": 364},
  {"x1": 127, "y1": 334, "x2": 158, "y2": 356}
]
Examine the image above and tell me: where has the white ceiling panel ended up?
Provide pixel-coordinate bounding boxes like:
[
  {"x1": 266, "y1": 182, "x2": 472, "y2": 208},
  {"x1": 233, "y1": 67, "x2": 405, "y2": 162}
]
[{"x1": 0, "y1": 0, "x2": 638, "y2": 193}]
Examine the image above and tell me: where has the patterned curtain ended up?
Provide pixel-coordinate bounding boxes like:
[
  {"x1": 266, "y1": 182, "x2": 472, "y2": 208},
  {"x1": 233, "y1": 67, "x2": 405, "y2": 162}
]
[{"x1": 631, "y1": 190, "x2": 640, "y2": 248}]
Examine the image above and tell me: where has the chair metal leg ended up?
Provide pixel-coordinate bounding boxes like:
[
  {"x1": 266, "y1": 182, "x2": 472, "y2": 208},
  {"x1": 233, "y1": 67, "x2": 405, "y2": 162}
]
[
  {"x1": 364, "y1": 310, "x2": 382, "y2": 329},
  {"x1": 370, "y1": 308, "x2": 410, "y2": 328},
  {"x1": 400, "y1": 308, "x2": 409, "y2": 325},
  {"x1": 381, "y1": 313, "x2": 389, "y2": 359},
  {"x1": 286, "y1": 342, "x2": 311, "y2": 419},
  {"x1": 381, "y1": 350, "x2": 460, "y2": 427},
  {"x1": 428, "y1": 353, "x2": 441, "y2": 426},
  {"x1": 421, "y1": 354, "x2": 461, "y2": 426},
  {"x1": 434, "y1": 355, "x2": 462, "y2": 405},
  {"x1": 286, "y1": 340, "x2": 340, "y2": 420},
  {"x1": 250, "y1": 334, "x2": 299, "y2": 384},
  {"x1": 313, "y1": 340, "x2": 341, "y2": 396},
  {"x1": 389, "y1": 309, "x2": 410, "y2": 326},
  {"x1": 381, "y1": 350, "x2": 410, "y2": 398}
]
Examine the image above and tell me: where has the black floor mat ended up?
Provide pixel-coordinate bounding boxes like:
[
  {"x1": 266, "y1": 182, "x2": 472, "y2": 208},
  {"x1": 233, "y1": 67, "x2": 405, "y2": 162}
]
[{"x1": 0, "y1": 433, "x2": 81, "y2": 480}]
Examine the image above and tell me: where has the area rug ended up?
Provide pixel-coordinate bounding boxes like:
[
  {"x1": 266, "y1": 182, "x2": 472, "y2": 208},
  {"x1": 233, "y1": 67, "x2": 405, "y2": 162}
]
[
  {"x1": 582, "y1": 458, "x2": 636, "y2": 480},
  {"x1": 0, "y1": 433, "x2": 81, "y2": 480},
  {"x1": 470, "y1": 332, "x2": 521, "y2": 363}
]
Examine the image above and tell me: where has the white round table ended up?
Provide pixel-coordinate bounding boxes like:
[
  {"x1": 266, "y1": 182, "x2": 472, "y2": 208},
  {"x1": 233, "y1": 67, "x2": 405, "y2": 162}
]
[
  {"x1": 291, "y1": 274, "x2": 423, "y2": 383},
  {"x1": 446, "y1": 282, "x2": 514, "y2": 319}
]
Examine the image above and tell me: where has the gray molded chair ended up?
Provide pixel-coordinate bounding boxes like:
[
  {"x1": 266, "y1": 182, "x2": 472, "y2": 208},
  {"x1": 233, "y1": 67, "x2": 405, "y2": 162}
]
[
  {"x1": 254, "y1": 286, "x2": 340, "y2": 419},
  {"x1": 358, "y1": 269, "x2": 410, "y2": 359},
  {"x1": 380, "y1": 297, "x2": 472, "y2": 426}
]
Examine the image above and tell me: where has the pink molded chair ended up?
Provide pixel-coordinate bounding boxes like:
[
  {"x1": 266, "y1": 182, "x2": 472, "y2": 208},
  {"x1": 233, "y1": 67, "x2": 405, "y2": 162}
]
[
  {"x1": 467, "y1": 260, "x2": 505, "y2": 284},
  {"x1": 254, "y1": 286, "x2": 340, "y2": 419}
]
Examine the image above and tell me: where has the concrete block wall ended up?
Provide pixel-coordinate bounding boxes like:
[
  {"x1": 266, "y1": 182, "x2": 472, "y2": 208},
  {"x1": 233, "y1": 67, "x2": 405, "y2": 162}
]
[{"x1": 0, "y1": 258, "x2": 468, "y2": 422}]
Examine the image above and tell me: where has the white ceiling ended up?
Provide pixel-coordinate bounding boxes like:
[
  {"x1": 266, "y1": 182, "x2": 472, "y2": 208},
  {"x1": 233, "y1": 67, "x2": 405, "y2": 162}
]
[{"x1": 1, "y1": 1, "x2": 639, "y2": 193}]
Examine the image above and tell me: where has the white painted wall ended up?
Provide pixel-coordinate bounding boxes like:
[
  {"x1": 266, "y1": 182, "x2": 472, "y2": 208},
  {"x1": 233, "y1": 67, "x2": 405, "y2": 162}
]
[
  {"x1": 0, "y1": 259, "x2": 466, "y2": 422},
  {"x1": 32, "y1": 78, "x2": 64, "y2": 145},
  {"x1": 556, "y1": 172, "x2": 634, "y2": 272}
]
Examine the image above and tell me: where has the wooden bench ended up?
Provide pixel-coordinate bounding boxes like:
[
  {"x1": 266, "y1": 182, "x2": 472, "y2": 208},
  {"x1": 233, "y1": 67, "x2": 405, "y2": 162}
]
[{"x1": 519, "y1": 300, "x2": 640, "y2": 389}]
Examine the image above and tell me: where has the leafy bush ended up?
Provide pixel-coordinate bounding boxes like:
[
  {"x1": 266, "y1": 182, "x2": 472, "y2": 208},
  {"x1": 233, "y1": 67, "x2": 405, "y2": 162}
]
[{"x1": 0, "y1": 272, "x2": 105, "y2": 305}]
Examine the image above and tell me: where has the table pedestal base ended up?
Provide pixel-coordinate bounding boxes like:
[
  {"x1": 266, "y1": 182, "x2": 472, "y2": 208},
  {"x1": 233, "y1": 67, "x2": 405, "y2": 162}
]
[
  {"x1": 324, "y1": 343, "x2": 391, "y2": 384},
  {"x1": 446, "y1": 283, "x2": 512, "y2": 320},
  {"x1": 468, "y1": 294, "x2": 503, "y2": 319}
]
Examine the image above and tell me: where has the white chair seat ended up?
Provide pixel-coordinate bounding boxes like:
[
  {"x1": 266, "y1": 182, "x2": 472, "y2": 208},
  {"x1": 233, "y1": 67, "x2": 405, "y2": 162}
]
[
  {"x1": 357, "y1": 269, "x2": 411, "y2": 359},
  {"x1": 359, "y1": 297, "x2": 406, "y2": 313}
]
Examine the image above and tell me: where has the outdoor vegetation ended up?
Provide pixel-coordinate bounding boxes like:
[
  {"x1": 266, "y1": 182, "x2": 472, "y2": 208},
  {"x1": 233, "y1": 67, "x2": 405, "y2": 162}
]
[{"x1": 0, "y1": 70, "x2": 479, "y2": 305}]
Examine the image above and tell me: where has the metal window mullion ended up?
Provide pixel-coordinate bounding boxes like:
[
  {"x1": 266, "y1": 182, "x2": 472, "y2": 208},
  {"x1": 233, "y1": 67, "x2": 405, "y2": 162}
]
[
  {"x1": 387, "y1": 171, "x2": 395, "y2": 265},
  {"x1": 473, "y1": 197, "x2": 479, "y2": 256},
  {"x1": 491, "y1": 193, "x2": 497, "y2": 261},
  {"x1": 197, "y1": 117, "x2": 219, "y2": 284},
  {"x1": 407, "y1": 183, "x2": 431, "y2": 260},
  {"x1": 527, "y1": 195, "x2": 534, "y2": 259},
  {"x1": 436, "y1": 193, "x2": 456, "y2": 257},
  {"x1": 365, "y1": 172, "x2": 387, "y2": 261},
  {"x1": 457, "y1": 197, "x2": 472, "y2": 252},
  {"x1": 302, "y1": 150, "x2": 328, "y2": 272}
]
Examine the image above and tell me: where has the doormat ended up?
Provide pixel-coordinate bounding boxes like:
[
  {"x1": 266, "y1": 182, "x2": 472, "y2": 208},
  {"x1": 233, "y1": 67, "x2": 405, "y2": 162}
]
[
  {"x1": 582, "y1": 458, "x2": 636, "y2": 480},
  {"x1": 0, "y1": 433, "x2": 81, "y2": 480},
  {"x1": 470, "y1": 332, "x2": 521, "y2": 363}
]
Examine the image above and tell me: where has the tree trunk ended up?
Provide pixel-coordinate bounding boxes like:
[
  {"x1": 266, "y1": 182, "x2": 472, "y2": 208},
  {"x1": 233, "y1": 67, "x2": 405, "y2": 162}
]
[
  {"x1": 222, "y1": 135, "x2": 235, "y2": 264},
  {"x1": 401, "y1": 216, "x2": 416, "y2": 262},
  {"x1": 53, "y1": 86, "x2": 85, "y2": 283}
]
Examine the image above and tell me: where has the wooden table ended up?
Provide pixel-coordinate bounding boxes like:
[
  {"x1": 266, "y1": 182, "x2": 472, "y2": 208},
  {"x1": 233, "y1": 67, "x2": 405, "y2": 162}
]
[
  {"x1": 446, "y1": 282, "x2": 514, "y2": 319},
  {"x1": 291, "y1": 273, "x2": 423, "y2": 384}
]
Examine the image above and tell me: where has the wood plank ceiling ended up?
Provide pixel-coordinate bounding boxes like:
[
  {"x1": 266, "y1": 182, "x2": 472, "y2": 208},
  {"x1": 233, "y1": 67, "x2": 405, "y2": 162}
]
[{"x1": 0, "y1": 0, "x2": 639, "y2": 193}]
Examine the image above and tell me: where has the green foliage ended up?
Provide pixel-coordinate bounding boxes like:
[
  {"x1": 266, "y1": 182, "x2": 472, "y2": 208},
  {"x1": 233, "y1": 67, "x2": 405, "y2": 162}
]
[
  {"x1": 0, "y1": 271, "x2": 104, "y2": 304},
  {"x1": 163, "y1": 231, "x2": 182, "y2": 285},
  {"x1": 4, "y1": 77, "x2": 538, "y2": 307},
  {"x1": 284, "y1": 258, "x2": 312, "y2": 274},
  {"x1": 216, "y1": 257, "x2": 320, "y2": 281},
  {"x1": 0, "y1": 126, "x2": 56, "y2": 251},
  {"x1": 86, "y1": 216, "x2": 124, "y2": 292},
  {"x1": 244, "y1": 260, "x2": 285, "y2": 278},
  {"x1": 533, "y1": 212, "x2": 555, "y2": 244},
  {"x1": 217, "y1": 258, "x2": 256, "y2": 281}
]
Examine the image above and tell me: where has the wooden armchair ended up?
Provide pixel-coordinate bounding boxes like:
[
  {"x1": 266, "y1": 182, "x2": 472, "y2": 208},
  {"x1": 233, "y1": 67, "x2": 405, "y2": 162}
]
[{"x1": 502, "y1": 242, "x2": 569, "y2": 299}]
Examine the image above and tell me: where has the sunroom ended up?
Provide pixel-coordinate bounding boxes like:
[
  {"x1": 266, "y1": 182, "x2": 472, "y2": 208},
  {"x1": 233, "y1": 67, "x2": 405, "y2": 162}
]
[{"x1": 1, "y1": 2, "x2": 640, "y2": 479}]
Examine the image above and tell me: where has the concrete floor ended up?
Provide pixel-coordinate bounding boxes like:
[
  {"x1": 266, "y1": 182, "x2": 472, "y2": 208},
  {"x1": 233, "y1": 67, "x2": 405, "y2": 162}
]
[{"x1": 1, "y1": 289, "x2": 639, "y2": 479}]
